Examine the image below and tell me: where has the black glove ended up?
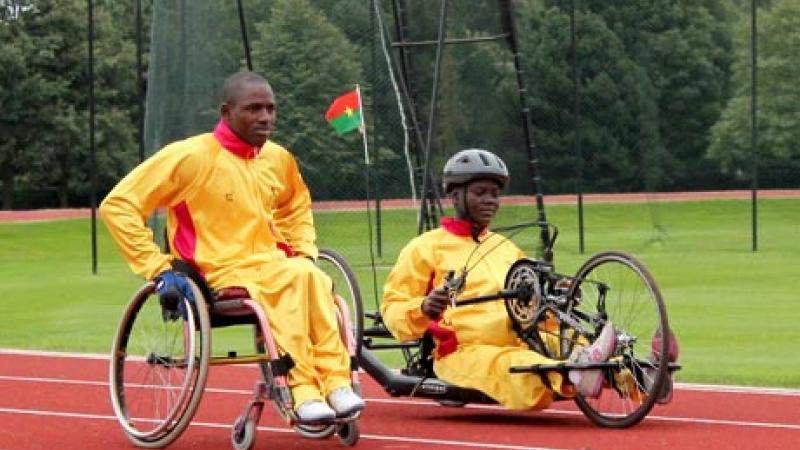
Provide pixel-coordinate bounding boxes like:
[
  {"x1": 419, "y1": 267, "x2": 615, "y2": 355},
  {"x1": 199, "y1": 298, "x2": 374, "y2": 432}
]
[{"x1": 421, "y1": 287, "x2": 449, "y2": 320}]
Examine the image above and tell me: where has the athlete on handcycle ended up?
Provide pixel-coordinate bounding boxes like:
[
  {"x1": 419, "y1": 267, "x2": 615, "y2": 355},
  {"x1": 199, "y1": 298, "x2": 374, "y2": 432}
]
[
  {"x1": 380, "y1": 148, "x2": 678, "y2": 418},
  {"x1": 101, "y1": 70, "x2": 364, "y2": 426}
]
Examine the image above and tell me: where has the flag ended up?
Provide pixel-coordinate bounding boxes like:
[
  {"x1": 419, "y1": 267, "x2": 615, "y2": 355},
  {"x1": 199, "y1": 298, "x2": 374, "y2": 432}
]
[{"x1": 325, "y1": 90, "x2": 362, "y2": 135}]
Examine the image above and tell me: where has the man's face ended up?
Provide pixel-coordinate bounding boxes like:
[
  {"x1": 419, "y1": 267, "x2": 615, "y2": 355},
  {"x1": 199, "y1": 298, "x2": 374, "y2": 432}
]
[{"x1": 222, "y1": 81, "x2": 276, "y2": 147}]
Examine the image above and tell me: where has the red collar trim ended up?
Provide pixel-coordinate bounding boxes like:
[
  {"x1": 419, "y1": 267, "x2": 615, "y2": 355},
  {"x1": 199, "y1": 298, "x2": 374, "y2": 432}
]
[
  {"x1": 213, "y1": 119, "x2": 261, "y2": 159},
  {"x1": 441, "y1": 217, "x2": 488, "y2": 237}
]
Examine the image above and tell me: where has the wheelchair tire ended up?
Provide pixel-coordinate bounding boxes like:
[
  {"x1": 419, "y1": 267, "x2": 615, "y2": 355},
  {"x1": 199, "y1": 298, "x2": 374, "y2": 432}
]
[
  {"x1": 293, "y1": 423, "x2": 337, "y2": 439},
  {"x1": 109, "y1": 279, "x2": 211, "y2": 448},
  {"x1": 317, "y1": 248, "x2": 364, "y2": 359},
  {"x1": 337, "y1": 421, "x2": 360, "y2": 447},
  {"x1": 569, "y1": 251, "x2": 670, "y2": 428},
  {"x1": 231, "y1": 416, "x2": 257, "y2": 450}
]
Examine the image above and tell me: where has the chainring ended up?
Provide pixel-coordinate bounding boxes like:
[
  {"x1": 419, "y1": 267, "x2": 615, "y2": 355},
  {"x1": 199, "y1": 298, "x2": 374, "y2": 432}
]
[{"x1": 503, "y1": 259, "x2": 542, "y2": 335}]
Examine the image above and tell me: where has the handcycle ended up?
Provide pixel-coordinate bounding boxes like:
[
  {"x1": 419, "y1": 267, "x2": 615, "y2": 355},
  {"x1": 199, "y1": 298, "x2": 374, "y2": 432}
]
[
  {"x1": 352, "y1": 221, "x2": 681, "y2": 428},
  {"x1": 108, "y1": 249, "x2": 363, "y2": 449}
]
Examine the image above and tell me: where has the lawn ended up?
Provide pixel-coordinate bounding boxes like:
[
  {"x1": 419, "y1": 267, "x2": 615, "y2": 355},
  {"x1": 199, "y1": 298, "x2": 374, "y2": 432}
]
[{"x1": 1, "y1": 197, "x2": 798, "y2": 388}]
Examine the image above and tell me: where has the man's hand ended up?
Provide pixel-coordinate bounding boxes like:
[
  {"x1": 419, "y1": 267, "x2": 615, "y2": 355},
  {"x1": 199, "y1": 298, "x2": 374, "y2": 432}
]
[
  {"x1": 421, "y1": 287, "x2": 449, "y2": 320},
  {"x1": 155, "y1": 271, "x2": 194, "y2": 319}
]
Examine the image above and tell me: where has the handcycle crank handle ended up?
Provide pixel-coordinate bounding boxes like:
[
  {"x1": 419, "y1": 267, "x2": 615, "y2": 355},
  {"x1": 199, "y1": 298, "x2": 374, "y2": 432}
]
[{"x1": 452, "y1": 289, "x2": 518, "y2": 307}]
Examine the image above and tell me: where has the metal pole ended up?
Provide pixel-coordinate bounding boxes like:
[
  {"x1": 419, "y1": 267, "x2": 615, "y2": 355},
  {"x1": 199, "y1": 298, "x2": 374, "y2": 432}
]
[
  {"x1": 750, "y1": 0, "x2": 758, "y2": 252},
  {"x1": 498, "y1": 0, "x2": 551, "y2": 256},
  {"x1": 570, "y1": 0, "x2": 584, "y2": 254},
  {"x1": 417, "y1": 0, "x2": 448, "y2": 234},
  {"x1": 370, "y1": 0, "x2": 383, "y2": 257},
  {"x1": 236, "y1": 0, "x2": 253, "y2": 71},
  {"x1": 136, "y1": 0, "x2": 145, "y2": 162},
  {"x1": 389, "y1": 0, "x2": 444, "y2": 230},
  {"x1": 88, "y1": 0, "x2": 97, "y2": 274}
]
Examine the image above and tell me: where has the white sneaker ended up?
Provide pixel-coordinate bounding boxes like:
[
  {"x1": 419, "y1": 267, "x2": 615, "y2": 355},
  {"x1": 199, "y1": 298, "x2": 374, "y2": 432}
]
[
  {"x1": 295, "y1": 400, "x2": 336, "y2": 422},
  {"x1": 326, "y1": 387, "x2": 365, "y2": 417},
  {"x1": 568, "y1": 323, "x2": 617, "y2": 398}
]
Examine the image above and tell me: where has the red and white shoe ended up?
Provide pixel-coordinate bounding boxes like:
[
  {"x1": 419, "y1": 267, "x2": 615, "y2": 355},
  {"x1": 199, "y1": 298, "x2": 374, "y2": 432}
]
[
  {"x1": 568, "y1": 323, "x2": 617, "y2": 398},
  {"x1": 646, "y1": 328, "x2": 679, "y2": 404}
]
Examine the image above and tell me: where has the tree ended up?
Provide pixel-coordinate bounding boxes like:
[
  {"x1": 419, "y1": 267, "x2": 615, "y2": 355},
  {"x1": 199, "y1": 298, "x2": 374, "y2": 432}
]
[
  {"x1": 708, "y1": 0, "x2": 800, "y2": 182},
  {"x1": 251, "y1": 0, "x2": 364, "y2": 200},
  {"x1": 584, "y1": 0, "x2": 735, "y2": 189},
  {"x1": 0, "y1": 0, "x2": 139, "y2": 208},
  {"x1": 513, "y1": 5, "x2": 661, "y2": 193}
]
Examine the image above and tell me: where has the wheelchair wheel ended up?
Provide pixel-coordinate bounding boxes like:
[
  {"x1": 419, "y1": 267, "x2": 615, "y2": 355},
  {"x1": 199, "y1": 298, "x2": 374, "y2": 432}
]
[
  {"x1": 568, "y1": 251, "x2": 670, "y2": 428},
  {"x1": 317, "y1": 248, "x2": 364, "y2": 358},
  {"x1": 109, "y1": 280, "x2": 211, "y2": 447},
  {"x1": 337, "y1": 421, "x2": 360, "y2": 446},
  {"x1": 231, "y1": 416, "x2": 257, "y2": 450}
]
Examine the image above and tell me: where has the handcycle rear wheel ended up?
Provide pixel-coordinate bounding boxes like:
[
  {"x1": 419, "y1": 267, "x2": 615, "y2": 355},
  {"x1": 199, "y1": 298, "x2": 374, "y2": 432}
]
[
  {"x1": 109, "y1": 280, "x2": 211, "y2": 447},
  {"x1": 569, "y1": 251, "x2": 670, "y2": 428}
]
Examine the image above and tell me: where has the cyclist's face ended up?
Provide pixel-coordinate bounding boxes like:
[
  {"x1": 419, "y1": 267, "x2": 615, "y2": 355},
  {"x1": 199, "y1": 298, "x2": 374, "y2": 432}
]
[
  {"x1": 456, "y1": 179, "x2": 501, "y2": 228},
  {"x1": 222, "y1": 81, "x2": 276, "y2": 147}
]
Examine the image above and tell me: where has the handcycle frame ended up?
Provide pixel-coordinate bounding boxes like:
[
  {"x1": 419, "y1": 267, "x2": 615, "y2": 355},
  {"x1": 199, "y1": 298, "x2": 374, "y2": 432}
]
[
  {"x1": 108, "y1": 249, "x2": 362, "y2": 449},
  {"x1": 355, "y1": 221, "x2": 681, "y2": 428}
]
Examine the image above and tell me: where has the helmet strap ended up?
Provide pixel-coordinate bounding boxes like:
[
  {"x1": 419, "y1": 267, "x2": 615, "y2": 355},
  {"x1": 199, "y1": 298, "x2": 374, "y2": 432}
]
[{"x1": 454, "y1": 185, "x2": 482, "y2": 243}]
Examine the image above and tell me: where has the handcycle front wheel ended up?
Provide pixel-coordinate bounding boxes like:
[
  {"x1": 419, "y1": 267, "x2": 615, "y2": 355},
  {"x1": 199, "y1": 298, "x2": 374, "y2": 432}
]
[
  {"x1": 109, "y1": 280, "x2": 211, "y2": 448},
  {"x1": 569, "y1": 251, "x2": 671, "y2": 428}
]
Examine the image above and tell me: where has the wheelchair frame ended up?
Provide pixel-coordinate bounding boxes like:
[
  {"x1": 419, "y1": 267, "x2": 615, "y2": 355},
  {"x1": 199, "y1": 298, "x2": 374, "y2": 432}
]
[{"x1": 108, "y1": 249, "x2": 361, "y2": 449}]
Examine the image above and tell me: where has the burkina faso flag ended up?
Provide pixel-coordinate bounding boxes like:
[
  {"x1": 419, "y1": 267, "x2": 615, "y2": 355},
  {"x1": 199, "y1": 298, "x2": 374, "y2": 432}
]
[{"x1": 325, "y1": 90, "x2": 362, "y2": 135}]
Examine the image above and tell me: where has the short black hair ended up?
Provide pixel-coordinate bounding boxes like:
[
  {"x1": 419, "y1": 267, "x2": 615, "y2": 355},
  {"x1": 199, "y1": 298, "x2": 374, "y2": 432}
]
[{"x1": 222, "y1": 71, "x2": 271, "y2": 105}]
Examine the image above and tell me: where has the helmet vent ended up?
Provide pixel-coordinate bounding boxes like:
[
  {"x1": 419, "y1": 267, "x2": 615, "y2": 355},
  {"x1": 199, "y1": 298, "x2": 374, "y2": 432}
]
[{"x1": 478, "y1": 153, "x2": 490, "y2": 166}]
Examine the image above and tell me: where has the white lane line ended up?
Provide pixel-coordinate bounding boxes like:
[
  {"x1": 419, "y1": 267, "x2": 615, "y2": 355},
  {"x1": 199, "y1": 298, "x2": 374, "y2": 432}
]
[
  {"x1": 0, "y1": 407, "x2": 571, "y2": 450},
  {"x1": 1, "y1": 375, "x2": 798, "y2": 431},
  {"x1": 3, "y1": 348, "x2": 799, "y2": 397}
]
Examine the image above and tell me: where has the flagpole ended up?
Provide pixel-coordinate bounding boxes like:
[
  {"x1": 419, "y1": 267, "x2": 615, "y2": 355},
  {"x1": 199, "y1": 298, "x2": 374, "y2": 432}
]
[
  {"x1": 355, "y1": 84, "x2": 380, "y2": 311},
  {"x1": 356, "y1": 84, "x2": 369, "y2": 165}
]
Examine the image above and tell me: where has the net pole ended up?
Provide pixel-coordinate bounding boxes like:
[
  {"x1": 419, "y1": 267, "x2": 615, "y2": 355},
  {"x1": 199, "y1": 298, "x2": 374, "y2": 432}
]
[
  {"x1": 136, "y1": 0, "x2": 145, "y2": 162},
  {"x1": 750, "y1": 0, "x2": 758, "y2": 252},
  {"x1": 87, "y1": 0, "x2": 98, "y2": 275},
  {"x1": 417, "y1": 0, "x2": 448, "y2": 235},
  {"x1": 236, "y1": 0, "x2": 253, "y2": 71},
  {"x1": 498, "y1": 0, "x2": 551, "y2": 257},
  {"x1": 370, "y1": 0, "x2": 383, "y2": 258},
  {"x1": 570, "y1": 0, "x2": 584, "y2": 254}
]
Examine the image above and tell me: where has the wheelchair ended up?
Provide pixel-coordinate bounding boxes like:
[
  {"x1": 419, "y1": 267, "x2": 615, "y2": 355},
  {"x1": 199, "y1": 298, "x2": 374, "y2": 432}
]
[
  {"x1": 357, "y1": 222, "x2": 681, "y2": 428},
  {"x1": 108, "y1": 249, "x2": 363, "y2": 449}
]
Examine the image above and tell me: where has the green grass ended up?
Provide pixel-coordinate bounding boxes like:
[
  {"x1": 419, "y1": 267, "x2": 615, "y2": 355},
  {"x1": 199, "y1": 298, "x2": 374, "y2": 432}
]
[{"x1": 1, "y1": 197, "x2": 798, "y2": 388}]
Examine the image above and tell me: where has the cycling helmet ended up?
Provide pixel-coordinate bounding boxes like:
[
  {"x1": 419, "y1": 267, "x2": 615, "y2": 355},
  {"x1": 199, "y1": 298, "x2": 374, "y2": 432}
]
[{"x1": 442, "y1": 148, "x2": 509, "y2": 193}]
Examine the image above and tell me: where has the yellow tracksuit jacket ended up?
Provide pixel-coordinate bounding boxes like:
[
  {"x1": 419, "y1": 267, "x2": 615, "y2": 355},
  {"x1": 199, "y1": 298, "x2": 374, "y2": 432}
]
[
  {"x1": 100, "y1": 120, "x2": 350, "y2": 406},
  {"x1": 381, "y1": 218, "x2": 568, "y2": 410}
]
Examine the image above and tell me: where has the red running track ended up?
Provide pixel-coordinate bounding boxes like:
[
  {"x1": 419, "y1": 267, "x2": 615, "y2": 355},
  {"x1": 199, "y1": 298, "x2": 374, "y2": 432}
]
[{"x1": 1, "y1": 350, "x2": 799, "y2": 450}]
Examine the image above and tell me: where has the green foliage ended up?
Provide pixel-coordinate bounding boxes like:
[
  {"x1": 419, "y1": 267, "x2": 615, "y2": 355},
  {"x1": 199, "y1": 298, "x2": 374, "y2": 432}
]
[
  {"x1": 708, "y1": 0, "x2": 800, "y2": 176},
  {"x1": 251, "y1": 0, "x2": 365, "y2": 200},
  {"x1": 0, "y1": 0, "x2": 139, "y2": 209},
  {"x1": 581, "y1": 0, "x2": 735, "y2": 189},
  {"x1": 1, "y1": 1, "x2": 798, "y2": 209}
]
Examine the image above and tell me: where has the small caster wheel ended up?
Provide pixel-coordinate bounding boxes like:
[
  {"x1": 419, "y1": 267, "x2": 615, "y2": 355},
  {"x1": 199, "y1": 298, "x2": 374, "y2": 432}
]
[
  {"x1": 231, "y1": 417, "x2": 257, "y2": 450},
  {"x1": 337, "y1": 421, "x2": 359, "y2": 447}
]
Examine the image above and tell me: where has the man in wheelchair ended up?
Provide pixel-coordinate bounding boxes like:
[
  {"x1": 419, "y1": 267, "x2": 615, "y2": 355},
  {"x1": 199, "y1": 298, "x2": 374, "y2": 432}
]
[
  {"x1": 381, "y1": 148, "x2": 618, "y2": 411},
  {"x1": 101, "y1": 70, "x2": 364, "y2": 423}
]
